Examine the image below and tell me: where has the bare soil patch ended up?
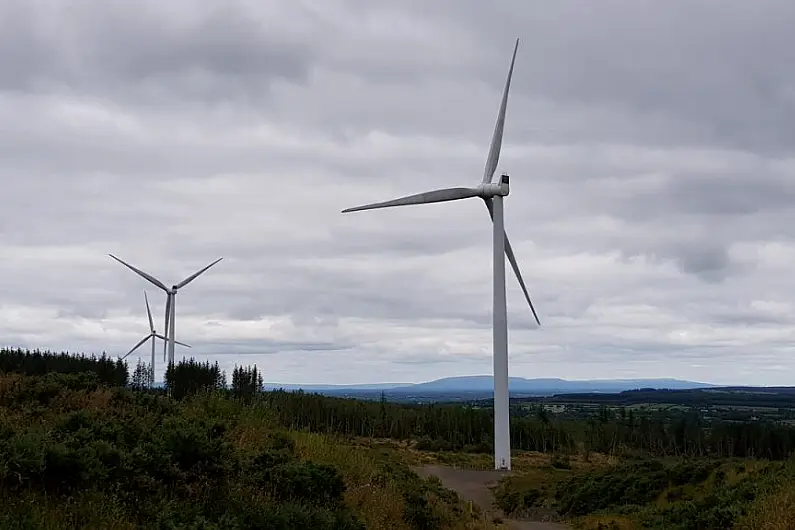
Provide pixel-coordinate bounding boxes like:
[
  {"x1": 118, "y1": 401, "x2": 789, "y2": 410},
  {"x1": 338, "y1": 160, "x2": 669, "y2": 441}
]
[{"x1": 413, "y1": 464, "x2": 569, "y2": 530}]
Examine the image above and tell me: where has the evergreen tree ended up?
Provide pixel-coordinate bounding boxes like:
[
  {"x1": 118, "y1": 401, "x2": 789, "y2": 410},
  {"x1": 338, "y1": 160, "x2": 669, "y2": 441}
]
[
  {"x1": 164, "y1": 357, "x2": 224, "y2": 399},
  {"x1": 231, "y1": 364, "x2": 262, "y2": 403},
  {"x1": 131, "y1": 358, "x2": 149, "y2": 390}
]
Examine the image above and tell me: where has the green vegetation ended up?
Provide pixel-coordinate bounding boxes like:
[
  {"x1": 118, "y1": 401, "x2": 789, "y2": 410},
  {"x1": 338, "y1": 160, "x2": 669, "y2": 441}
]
[
  {"x1": 544, "y1": 387, "x2": 795, "y2": 409},
  {"x1": 3, "y1": 346, "x2": 795, "y2": 529},
  {"x1": 492, "y1": 456, "x2": 795, "y2": 529},
  {"x1": 0, "y1": 348, "x2": 497, "y2": 529}
]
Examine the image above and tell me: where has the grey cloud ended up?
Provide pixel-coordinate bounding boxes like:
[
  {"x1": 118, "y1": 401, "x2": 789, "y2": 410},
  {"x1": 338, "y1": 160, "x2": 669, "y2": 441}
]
[
  {"x1": 390, "y1": 353, "x2": 486, "y2": 365},
  {"x1": 196, "y1": 338, "x2": 355, "y2": 356},
  {"x1": 3, "y1": 0, "x2": 795, "y2": 386},
  {"x1": 401, "y1": 0, "x2": 795, "y2": 153},
  {"x1": 612, "y1": 170, "x2": 795, "y2": 222},
  {"x1": 706, "y1": 311, "x2": 790, "y2": 327},
  {"x1": 264, "y1": 0, "x2": 795, "y2": 154},
  {"x1": 673, "y1": 243, "x2": 732, "y2": 283},
  {"x1": 6, "y1": 0, "x2": 795, "y2": 154},
  {"x1": 0, "y1": 1, "x2": 314, "y2": 102}
]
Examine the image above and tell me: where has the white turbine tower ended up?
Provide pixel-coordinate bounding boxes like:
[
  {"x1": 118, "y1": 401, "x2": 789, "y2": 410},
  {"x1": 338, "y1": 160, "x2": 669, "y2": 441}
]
[
  {"x1": 341, "y1": 39, "x2": 539, "y2": 471},
  {"x1": 109, "y1": 254, "x2": 222, "y2": 367},
  {"x1": 118, "y1": 290, "x2": 191, "y2": 385}
]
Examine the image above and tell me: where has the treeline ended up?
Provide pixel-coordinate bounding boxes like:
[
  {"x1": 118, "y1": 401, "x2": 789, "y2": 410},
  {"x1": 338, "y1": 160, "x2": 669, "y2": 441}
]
[
  {"x1": 161, "y1": 358, "x2": 263, "y2": 401},
  {"x1": 4, "y1": 347, "x2": 795, "y2": 461},
  {"x1": 130, "y1": 358, "x2": 263, "y2": 400},
  {"x1": 582, "y1": 406, "x2": 795, "y2": 460},
  {"x1": 0, "y1": 348, "x2": 268, "y2": 404},
  {"x1": 542, "y1": 387, "x2": 795, "y2": 408},
  {"x1": 263, "y1": 390, "x2": 575, "y2": 453},
  {"x1": 262, "y1": 391, "x2": 795, "y2": 460},
  {"x1": 220, "y1": 382, "x2": 795, "y2": 460},
  {"x1": 0, "y1": 347, "x2": 128, "y2": 386},
  {"x1": 164, "y1": 357, "x2": 225, "y2": 399}
]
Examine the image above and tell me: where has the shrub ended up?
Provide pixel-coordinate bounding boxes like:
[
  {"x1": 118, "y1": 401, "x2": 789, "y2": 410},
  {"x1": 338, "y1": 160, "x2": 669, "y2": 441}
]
[
  {"x1": 550, "y1": 453, "x2": 572, "y2": 470},
  {"x1": 0, "y1": 374, "x2": 371, "y2": 529}
]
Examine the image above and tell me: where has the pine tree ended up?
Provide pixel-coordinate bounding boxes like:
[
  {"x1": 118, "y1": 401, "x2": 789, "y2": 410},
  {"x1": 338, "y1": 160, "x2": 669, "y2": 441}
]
[{"x1": 131, "y1": 358, "x2": 149, "y2": 390}]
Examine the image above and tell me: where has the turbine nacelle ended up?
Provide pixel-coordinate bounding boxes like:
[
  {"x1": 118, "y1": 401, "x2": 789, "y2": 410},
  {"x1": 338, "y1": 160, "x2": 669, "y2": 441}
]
[{"x1": 477, "y1": 175, "x2": 509, "y2": 198}]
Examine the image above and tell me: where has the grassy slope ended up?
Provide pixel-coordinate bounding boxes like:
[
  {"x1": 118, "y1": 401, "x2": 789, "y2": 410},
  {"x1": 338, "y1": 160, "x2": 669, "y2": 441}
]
[
  {"x1": 0, "y1": 373, "x2": 501, "y2": 530},
  {"x1": 481, "y1": 449, "x2": 795, "y2": 530}
]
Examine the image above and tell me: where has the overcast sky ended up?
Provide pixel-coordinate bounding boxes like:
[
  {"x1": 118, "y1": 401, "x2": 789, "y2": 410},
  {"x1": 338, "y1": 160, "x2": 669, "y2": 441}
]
[{"x1": 2, "y1": 0, "x2": 795, "y2": 386}]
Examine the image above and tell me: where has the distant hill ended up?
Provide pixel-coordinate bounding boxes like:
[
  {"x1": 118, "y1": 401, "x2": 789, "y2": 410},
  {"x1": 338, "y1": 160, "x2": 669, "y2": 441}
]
[
  {"x1": 261, "y1": 376, "x2": 715, "y2": 395},
  {"x1": 260, "y1": 382, "x2": 411, "y2": 392}
]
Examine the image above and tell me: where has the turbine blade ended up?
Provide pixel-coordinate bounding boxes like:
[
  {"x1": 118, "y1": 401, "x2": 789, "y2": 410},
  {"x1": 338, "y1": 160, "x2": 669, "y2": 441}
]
[
  {"x1": 484, "y1": 198, "x2": 541, "y2": 325},
  {"x1": 482, "y1": 38, "x2": 519, "y2": 184},
  {"x1": 176, "y1": 258, "x2": 223, "y2": 289},
  {"x1": 144, "y1": 290, "x2": 154, "y2": 332},
  {"x1": 504, "y1": 234, "x2": 541, "y2": 326},
  {"x1": 342, "y1": 187, "x2": 480, "y2": 214},
  {"x1": 109, "y1": 254, "x2": 169, "y2": 292},
  {"x1": 156, "y1": 333, "x2": 191, "y2": 349},
  {"x1": 121, "y1": 335, "x2": 149, "y2": 361}
]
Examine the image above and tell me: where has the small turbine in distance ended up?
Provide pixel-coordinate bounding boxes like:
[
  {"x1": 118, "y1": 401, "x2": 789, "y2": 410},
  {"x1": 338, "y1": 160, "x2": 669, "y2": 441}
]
[
  {"x1": 341, "y1": 38, "x2": 538, "y2": 471},
  {"x1": 119, "y1": 290, "x2": 191, "y2": 386},
  {"x1": 109, "y1": 254, "x2": 222, "y2": 367}
]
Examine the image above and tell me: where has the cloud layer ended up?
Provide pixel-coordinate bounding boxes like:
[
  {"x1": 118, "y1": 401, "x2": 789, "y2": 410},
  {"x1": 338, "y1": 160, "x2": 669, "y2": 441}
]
[{"x1": 2, "y1": 0, "x2": 795, "y2": 385}]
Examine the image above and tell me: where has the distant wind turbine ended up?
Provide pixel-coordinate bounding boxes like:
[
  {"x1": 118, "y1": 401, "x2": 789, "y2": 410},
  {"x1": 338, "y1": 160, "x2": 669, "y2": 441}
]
[
  {"x1": 109, "y1": 254, "x2": 222, "y2": 367},
  {"x1": 341, "y1": 39, "x2": 539, "y2": 471},
  {"x1": 118, "y1": 290, "x2": 191, "y2": 385}
]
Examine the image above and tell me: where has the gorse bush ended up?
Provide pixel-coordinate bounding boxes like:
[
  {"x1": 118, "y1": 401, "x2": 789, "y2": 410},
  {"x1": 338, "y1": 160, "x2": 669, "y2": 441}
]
[
  {"x1": 493, "y1": 457, "x2": 795, "y2": 530},
  {"x1": 553, "y1": 459, "x2": 723, "y2": 516},
  {"x1": 492, "y1": 485, "x2": 543, "y2": 516},
  {"x1": 0, "y1": 374, "x2": 363, "y2": 529}
]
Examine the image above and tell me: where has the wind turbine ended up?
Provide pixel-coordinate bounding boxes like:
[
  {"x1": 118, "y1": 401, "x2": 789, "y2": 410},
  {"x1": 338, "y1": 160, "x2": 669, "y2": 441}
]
[
  {"x1": 109, "y1": 254, "x2": 222, "y2": 367},
  {"x1": 118, "y1": 290, "x2": 191, "y2": 386},
  {"x1": 341, "y1": 39, "x2": 539, "y2": 471}
]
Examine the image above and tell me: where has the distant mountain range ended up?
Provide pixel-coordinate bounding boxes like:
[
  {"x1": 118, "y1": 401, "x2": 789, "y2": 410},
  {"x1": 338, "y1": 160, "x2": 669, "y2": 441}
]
[{"x1": 261, "y1": 376, "x2": 715, "y2": 395}]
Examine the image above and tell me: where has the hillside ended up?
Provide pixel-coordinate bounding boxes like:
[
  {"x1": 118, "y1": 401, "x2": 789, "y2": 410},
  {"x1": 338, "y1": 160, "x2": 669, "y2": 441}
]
[
  {"x1": 0, "y1": 371, "x2": 497, "y2": 530},
  {"x1": 3, "y1": 347, "x2": 795, "y2": 529},
  {"x1": 399, "y1": 376, "x2": 714, "y2": 393},
  {"x1": 261, "y1": 375, "x2": 714, "y2": 397}
]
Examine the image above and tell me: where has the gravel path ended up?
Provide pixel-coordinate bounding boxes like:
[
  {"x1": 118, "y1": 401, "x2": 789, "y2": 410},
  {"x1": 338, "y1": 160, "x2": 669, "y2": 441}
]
[{"x1": 413, "y1": 465, "x2": 569, "y2": 530}]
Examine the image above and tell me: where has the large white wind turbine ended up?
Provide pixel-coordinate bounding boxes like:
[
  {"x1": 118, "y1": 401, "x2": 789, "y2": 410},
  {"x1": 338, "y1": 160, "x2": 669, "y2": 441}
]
[
  {"x1": 341, "y1": 39, "x2": 539, "y2": 471},
  {"x1": 109, "y1": 254, "x2": 222, "y2": 367},
  {"x1": 118, "y1": 290, "x2": 191, "y2": 385}
]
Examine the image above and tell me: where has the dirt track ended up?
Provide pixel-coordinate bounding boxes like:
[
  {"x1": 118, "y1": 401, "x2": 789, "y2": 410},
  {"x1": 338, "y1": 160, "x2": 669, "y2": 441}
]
[{"x1": 413, "y1": 465, "x2": 569, "y2": 530}]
